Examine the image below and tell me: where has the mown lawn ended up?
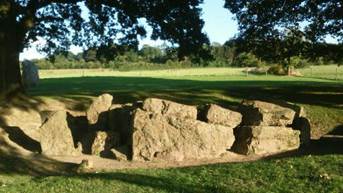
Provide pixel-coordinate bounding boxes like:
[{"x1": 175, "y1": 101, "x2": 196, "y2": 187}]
[
  {"x1": 1, "y1": 155, "x2": 342, "y2": 193},
  {"x1": 1, "y1": 66, "x2": 342, "y2": 193},
  {"x1": 30, "y1": 67, "x2": 343, "y2": 137}
]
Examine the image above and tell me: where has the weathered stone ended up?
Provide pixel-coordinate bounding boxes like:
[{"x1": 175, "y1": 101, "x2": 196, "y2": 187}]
[
  {"x1": 142, "y1": 98, "x2": 197, "y2": 120},
  {"x1": 86, "y1": 94, "x2": 113, "y2": 125},
  {"x1": 283, "y1": 103, "x2": 307, "y2": 118},
  {"x1": 0, "y1": 127, "x2": 37, "y2": 155},
  {"x1": 76, "y1": 159, "x2": 94, "y2": 173},
  {"x1": 232, "y1": 126, "x2": 300, "y2": 155},
  {"x1": 297, "y1": 106, "x2": 307, "y2": 118},
  {"x1": 131, "y1": 108, "x2": 235, "y2": 161},
  {"x1": 240, "y1": 100, "x2": 296, "y2": 126},
  {"x1": 91, "y1": 131, "x2": 120, "y2": 155},
  {"x1": 40, "y1": 111, "x2": 80, "y2": 156},
  {"x1": 1, "y1": 107, "x2": 42, "y2": 141},
  {"x1": 0, "y1": 126, "x2": 41, "y2": 154},
  {"x1": 21, "y1": 60, "x2": 39, "y2": 88},
  {"x1": 205, "y1": 104, "x2": 242, "y2": 127},
  {"x1": 292, "y1": 117, "x2": 311, "y2": 146},
  {"x1": 110, "y1": 148, "x2": 128, "y2": 161}
]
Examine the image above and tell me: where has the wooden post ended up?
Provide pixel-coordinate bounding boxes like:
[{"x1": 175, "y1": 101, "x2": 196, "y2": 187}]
[{"x1": 310, "y1": 67, "x2": 313, "y2": 77}]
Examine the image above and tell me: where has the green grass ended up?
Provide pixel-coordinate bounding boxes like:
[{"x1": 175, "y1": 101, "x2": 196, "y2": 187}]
[
  {"x1": 1, "y1": 66, "x2": 342, "y2": 193},
  {"x1": 30, "y1": 67, "x2": 343, "y2": 137},
  {"x1": 38, "y1": 67, "x2": 246, "y2": 79},
  {"x1": 1, "y1": 155, "x2": 342, "y2": 193},
  {"x1": 299, "y1": 65, "x2": 343, "y2": 80}
]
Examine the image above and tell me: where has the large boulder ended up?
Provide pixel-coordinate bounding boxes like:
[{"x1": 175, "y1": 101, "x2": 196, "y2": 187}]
[
  {"x1": 40, "y1": 111, "x2": 80, "y2": 156},
  {"x1": 86, "y1": 94, "x2": 113, "y2": 126},
  {"x1": 90, "y1": 131, "x2": 120, "y2": 156},
  {"x1": 110, "y1": 148, "x2": 128, "y2": 161},
  {"x1": 204, "y1": 104, "x2": 242, "y2": 127},
  {"x1": 240, "y1": 100, "x2": 296, "y2": 126},
  {"x1": 0, "y1": 107, "x2": 42, "y2": 141},
  {"x1": 131, "y1": 108, "x2": 235, "y2": 161},
  {"x1": 232, "y1": 126, "x2": 300, "y2": 155},
  {"x1": 0, "y1": 127, "x2": 38, "y2": 155},
  {"x1": 142, "y1": 98, "x2": 197, "y2": 120},
  {"x1": 21, "y1": 60, "x2": 39, "y2": 88}
]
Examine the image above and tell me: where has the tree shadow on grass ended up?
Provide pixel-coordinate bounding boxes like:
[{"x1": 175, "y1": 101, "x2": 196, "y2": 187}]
[
  {"x1": 307, "y1": 124, "x2": 343, "y2": 155},
  {"x1": 29, "y1": 76, "x2": 343, "y2": 109},
  {"x1": 72, "y1": 172, "x2": 219, "y2": 193}
]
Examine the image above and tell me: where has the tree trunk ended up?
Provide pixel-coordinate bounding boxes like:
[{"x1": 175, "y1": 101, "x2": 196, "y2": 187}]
[
  {"x1": 287, "y1": 57, "x2": 291, "y2": 76},
  {"x1": 0, "y1": 35, "x2": 23, "y2": 93}
]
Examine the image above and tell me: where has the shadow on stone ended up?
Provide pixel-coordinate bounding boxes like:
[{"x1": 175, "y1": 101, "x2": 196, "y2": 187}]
[
  {"x1": 264, "y1": 125, "x2": 343, "y2": 160},
  {"x1": 108, "y1": 105, "x2": 134, "y2": 146},
  {"x1": 2, "y1": 126, "x2": 42, "y2": 153},
  {"x1": 66, "y1": 112, "x2": 89, "y2": 148}
]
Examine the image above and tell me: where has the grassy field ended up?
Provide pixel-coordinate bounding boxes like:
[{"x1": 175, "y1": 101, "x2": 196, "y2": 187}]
[
  {"x1": 1, "y1": 155, "x2": 342, "y2": 193},
  {"x1": 38, "y1": 65, "x2": 342, "y2": 80},
  {"x1": 1, "y1": 66, "x2": 342, "y2": 193},
  {"x1": 38, "y1": 67, "x2": 246, "y2": 78},
  {"x1": 31, "y1": 65, "x2": 343, "y2": 137},
  {"x1": 299, "y1": 65, "x2": 343, "y2": 80}
]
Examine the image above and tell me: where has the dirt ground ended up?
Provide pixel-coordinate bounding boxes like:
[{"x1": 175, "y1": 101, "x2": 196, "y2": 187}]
[{"x1": 51, "y1": 152, "x2": 262, "y2": 171}]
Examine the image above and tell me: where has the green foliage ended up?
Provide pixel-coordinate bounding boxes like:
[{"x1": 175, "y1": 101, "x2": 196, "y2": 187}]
[
  {"x1": 225, "y1": 0, "x2": 343, "y2": 45},
  {"x1": 1, "y1": 0, "x2": 210, "y2": 59},
  {"x1": 83, "y1": 49, "x2": 98, "y2": 63},
  {"x1": 290, "y1": 56, "x2": 310, "y2": 69},
  {"x1": 139, "y1": 45, "x2": 164, "y2": 62},
  {"x1": 32, "y1": 41, "x2": 343, "y2": 71},
  {"x1": 210, "y1": 42, "x2": 236, "y2": 66},
  {"x1": 267, "y1": 65, "x2": 287, "y2": 75},
  {"x1": 225, "y1": 1, "x2": 343, "y2": 66},
  {"x1": 232, "y1": 52, "x2": 263, "y2": 67}
]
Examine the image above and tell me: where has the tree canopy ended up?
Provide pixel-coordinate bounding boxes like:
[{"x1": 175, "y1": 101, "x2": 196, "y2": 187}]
[
  {"x1": 224, "y1": 0, "x2": 343, "y2": 63},
  {"x1": 1, "y1": 0, "x2": 209, "y2": 57},
  {"x1": 225, "y1": 0, "x2": 343, "y2": 42},
  {"x1": 0, "y1": 0, "x2": 209, "y2": 92}
]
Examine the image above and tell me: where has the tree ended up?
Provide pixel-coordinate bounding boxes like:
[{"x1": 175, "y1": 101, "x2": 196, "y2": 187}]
[
  {"x1": 211, "y1": 41, "x2": 237, "y2": 65},
  {"x1": 232, "y1": 52, "x2": 262, "y2": 68},
  {"x1": 0, "y1": 0, "x2": 209, "y2": 92},
  {"x1": 224, "y1": 0, "x2": 343, "y2": 62},
  {"x1": 139, "y1": 45, "x2": 163, "y2": 62}
]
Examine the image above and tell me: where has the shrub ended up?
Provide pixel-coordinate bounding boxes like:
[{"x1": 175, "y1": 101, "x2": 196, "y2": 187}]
[
  {"x1": 268, "y1": 65, "x2": 287, "y2": 75},
  {"x1": 232, "y1": 52, "x2": 262, "y2": 67},
  {"x1": 290, "y1": 56, "x2": 310, "y2": 68}
]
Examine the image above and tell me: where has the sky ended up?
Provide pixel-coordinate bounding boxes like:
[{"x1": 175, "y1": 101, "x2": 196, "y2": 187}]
[{"x1": 20, "y1": 0, "x2": 238, "y2": 60}]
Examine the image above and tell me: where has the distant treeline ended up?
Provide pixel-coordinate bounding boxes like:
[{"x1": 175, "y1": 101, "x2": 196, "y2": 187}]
[{"x1": 32, "y1": 40, "x2": 343, "y2": 71}]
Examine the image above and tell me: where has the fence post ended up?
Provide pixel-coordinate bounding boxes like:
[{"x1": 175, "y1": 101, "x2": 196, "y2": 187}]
[{"x1": 310, "y1": 67, "x2": 313, "y2": 77}]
